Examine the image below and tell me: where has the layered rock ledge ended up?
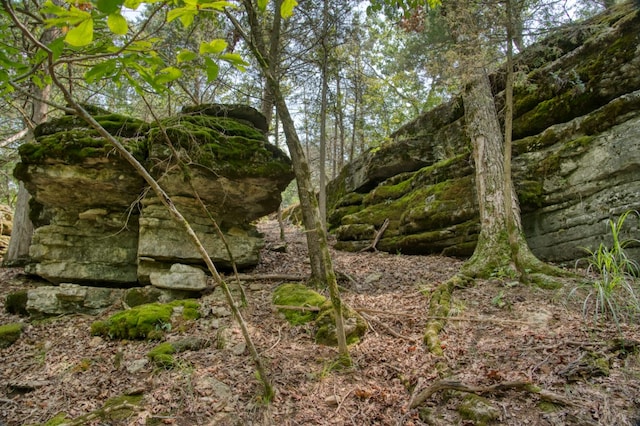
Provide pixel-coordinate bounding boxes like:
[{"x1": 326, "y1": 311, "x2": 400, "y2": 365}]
[
  {"x1": 16, "y1": 104, "x2": 294, "y2": 286},
  {"x1": 327, "y1": 3, "x2": 640, "y2": 264}
]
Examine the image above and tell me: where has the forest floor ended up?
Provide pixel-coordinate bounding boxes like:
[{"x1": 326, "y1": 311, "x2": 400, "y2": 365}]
[{"x1": 1, "y1": 219, "x2": 640, "y2": 425}]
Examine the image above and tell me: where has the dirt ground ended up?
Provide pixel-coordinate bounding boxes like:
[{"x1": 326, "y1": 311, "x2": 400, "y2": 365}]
[{"x1": 1, "y1": 220, "x2": 640, "y2": 425}]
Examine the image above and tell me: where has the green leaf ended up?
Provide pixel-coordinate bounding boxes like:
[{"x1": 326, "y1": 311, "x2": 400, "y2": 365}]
[
  {"x1": 48, "y1": 37, "x2": 66, "y2": 61},
  {"x1": 167, "y1": 8, "x2": 196, "y2": 27},
  {"x1": 155, "y1": 66, "x2": 182, "y2": 84},
  {"x1": 97, "y1": 0, "x2": 124, "y2": 14},
  {"x1": 219, "y1": 52, "x2": 248, "y2": 71},
  {"x1": 204, "y1": 57, "x2": 219, "y2": 82},
  {"x1": 107, "y1": 12, "x2": 128, "y2": 35},
  {"x1": 85, "y1": 59, "x2": 118, "y2": 83},
  {"x1": 198, "y1": 1, "x2": 234, "y2": 10},
  {"x1": 123, "y1": 0, "x2": 142, "y2": 9},
  {"x1": 177, "y1": 49, "x2": 197, "y2": 63},
  {"x1": 280, "y1": 0, "x2": 297, "y2": 18},
  {"x1": 257, "y1": 0, "x2": 267, "y2": 11},
  {"x1": 65, "y1": 18, "x2": 94, "y2": 46},
  {"x1": 199, "y1": 39, "x2": 227, "y2": 55}
]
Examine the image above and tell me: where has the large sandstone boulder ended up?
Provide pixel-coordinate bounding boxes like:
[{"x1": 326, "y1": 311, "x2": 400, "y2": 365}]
[
  {"x1": 327, "y1": 3, "x2": 640, "y2": 264},
  {"x1": 15, "y1": 104, "x2": 294, "y2": 286}
]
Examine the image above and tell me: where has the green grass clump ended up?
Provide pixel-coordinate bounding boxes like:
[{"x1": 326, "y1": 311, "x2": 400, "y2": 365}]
[
  {"x1": 571, "y1": 210, "x2": 640, "y2": 325},
  {"x1": 90, "y1": 300, "x2": 200, "y2": 340}
]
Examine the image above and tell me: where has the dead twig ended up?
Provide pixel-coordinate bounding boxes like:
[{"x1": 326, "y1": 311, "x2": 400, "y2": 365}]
[
  {"x1": 273, "y1": 304, "x2": 320, "y2": 312},
  {"x1": 359, "y1": 218, "x2": 389, "y2": 252},
  {"x1": 229, "y1": 273, "x2": 307, "y2": 281},
  {"x1": 410, "y1": 379, "x2": 576, "y2": 409},
  {"x1": 359, "y1": 311, "x2": 417, "y2": 342},
  {"x1": 426, "y1": 316, "x2": 534, "y2": 325}
]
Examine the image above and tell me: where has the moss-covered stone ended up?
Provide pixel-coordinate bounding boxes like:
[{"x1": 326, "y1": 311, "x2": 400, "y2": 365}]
[
  {"x1": 0, "y1": 322, "x2": 24, "y2": 348},
  {"x1": 314, "y1": 301, "x2": 367, "y2": 346},
  {"x1": 148, "y1": 342, "x2": 176, "y2": 368},
  {"x1": 147, "y1": 337, "x2": 209, "y2": 368},
  {"x1": 457, "y1": 394, "x2": 501, "y2": 425},
  {"x1": 148, "y1": 114, "x2": 291, "y2": 179},
  {"x1": 272, "y1": 283, "x2": 326, "y2": 325},
  {"x1": 5, "y1": 290, "x2": 29, "y2": 316},
  {"x1": 90, "y1": 300, "x2": 200, "y2": 340}
]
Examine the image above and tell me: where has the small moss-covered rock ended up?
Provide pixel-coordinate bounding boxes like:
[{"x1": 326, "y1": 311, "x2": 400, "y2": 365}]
[
  {"x1": 457, "y1": 394, "x2": 501, "y2": 425},
  {"x1": 148, "y1": 337, "x2": 210, "y2": 369},
  {"x1": 5, "y1": 290, "x2": 28, "y2": 316},
  {"x1": 273, "y1": 283, "x2": 326, "y2": 325},
  {"x1": 90, "y1": 300, "x2": 200, "y2": 340},
  {"x1": 314, "y1": 301, "x2": 367, "y2": 346},
  {"x1": 148, "y1": 342, "x2": 176, "y2": 368},
  {"x1": 0, "y1": 322, "x2": 24, "y2": 348}
]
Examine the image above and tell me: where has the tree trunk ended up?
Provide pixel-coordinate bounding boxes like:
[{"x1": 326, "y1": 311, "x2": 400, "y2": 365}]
[
  {"x1": 4, "y1": 183, "x2": 33, "y2": 266},
  {"x1": 229, "y1": 3, "x2": 350, "y2": 359},
  {"x1": 461, "y1": 69, "x2": 560, "y2": 279},
  {"x1": 5, "y1": 79, "x2": 52, "y2": 266},
  {"x1": 318, "y1": 0, "x2": 330, "y2": 229}
]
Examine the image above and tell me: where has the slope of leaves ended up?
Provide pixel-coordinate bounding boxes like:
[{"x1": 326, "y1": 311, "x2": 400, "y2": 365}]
[{"x1": 0, "y1": 220, "x2": 639, "y2": 425}]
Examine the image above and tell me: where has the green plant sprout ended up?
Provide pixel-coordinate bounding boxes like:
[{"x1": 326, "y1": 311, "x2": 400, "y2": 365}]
[{"x1": 571, "y1": 210, "x2": 640, "y2": 325}]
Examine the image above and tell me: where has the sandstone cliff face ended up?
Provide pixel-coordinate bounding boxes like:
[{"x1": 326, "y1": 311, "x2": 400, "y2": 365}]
[
  {"x1": 327, "y1": 3, "x2": 640, "y2": 264},
  {"x1": 16, "y1": 105, "x2": 294, "y2": 285}
]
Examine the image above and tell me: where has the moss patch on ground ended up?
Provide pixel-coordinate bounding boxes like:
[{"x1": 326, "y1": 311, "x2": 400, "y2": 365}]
[
  {"x1": 0, "y1": 322, "x2": 24, "y2": 348},
  {"x1": 90, "y1": 300, "x2": 200, "y2": 340},
  {"x1": 33, "y1": 394, "x2": 144, "y2": 425},
  {"x1": 272, "y1": 283, "x2": 326, "y2": 325}
]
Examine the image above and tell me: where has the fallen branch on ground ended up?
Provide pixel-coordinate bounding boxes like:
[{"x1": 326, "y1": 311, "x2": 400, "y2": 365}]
[
  {"x1": 359, "y1": 218, "x2": 390, "y2": 252},
  {"x1": 225, "y1": 273, "x2": 307, "y2": 281},
  {"x1": 273, "y1": 304, "x2": 320, "y2": 311},
  {"x1": 410, "y1": 379, "x2": 576, "y2": 409},
  {"x1": 359, "y1": 311, "x2": 417, "y2": 342}
]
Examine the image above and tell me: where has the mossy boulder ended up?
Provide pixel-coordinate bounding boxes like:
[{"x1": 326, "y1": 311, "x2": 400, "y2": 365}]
[
  {"x1": 457, "y1": 394, "x2": 501, "y2": 425},
  {"x1": 314, "y1": 301, "x2": 367, "y2": 346},
  {"x1": 90, "y1": 300, "x2": 200, "y2": 340},
  {"x1": 0, "y1": 322, "x2": 24, "y2": 348},
  {"x1": 14, "y1": 104, "x2": 294, "y2": 286},
  {"x1": 272, "y1": 283, "x2": 326, "y2": 325},
  {"x1": 147, "y1": 337, "x2": 209, "y2": 368},
  {"x1": 5, "y1": 290, "x2": 29, "y2": 316}
]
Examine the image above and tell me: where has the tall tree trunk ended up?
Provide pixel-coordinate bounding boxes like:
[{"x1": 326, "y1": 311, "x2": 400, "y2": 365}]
[
  {"x1": 229, "y1": 3, "x2": 350, "y2": 359},
  {"x1": 5, "y1": 81, "x2": 51, "y2": 266},
  {"x1": 318, "y1": 0, "x2": 330, "y2": 229},
  {"x1": 461, "y1": 69, "x2": 560, "y2": 280}
]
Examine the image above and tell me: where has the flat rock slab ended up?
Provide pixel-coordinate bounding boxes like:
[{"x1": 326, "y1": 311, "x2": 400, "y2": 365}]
[{"x1": 150, "y1": 263, "x2": 208, "y2": 291}]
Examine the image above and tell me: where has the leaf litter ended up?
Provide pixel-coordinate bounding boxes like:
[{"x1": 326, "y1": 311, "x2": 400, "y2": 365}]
[{"x1": 0, "y1": 219, "x2": 639, "y2": 425}]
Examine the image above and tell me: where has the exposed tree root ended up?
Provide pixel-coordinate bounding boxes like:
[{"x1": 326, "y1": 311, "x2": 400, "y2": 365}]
[
  {"x1": 409, "y1": 379, "x2": 576, "y2": 409},
  {"x1": 423, "y1": 274, "x2": 472, "y2": 356}
]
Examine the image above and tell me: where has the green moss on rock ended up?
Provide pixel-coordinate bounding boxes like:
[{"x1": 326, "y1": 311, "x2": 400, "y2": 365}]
[
  {"x1": 0, "y1": 322, "x2": 24, "y2": 348},
  {"x1": 314, "y1": 301, "x2": 367, "y2": 346},
  {"x1": 90, "y1": 300, "x2": 200, "y2": 340},
  {"x1": 149, "y1": 115, "x2": 291, "y2": 179},
  {"x1": 457, "y1": 394, "x2": 501, "y2": 425},
  {"x1": 272, "y1": 283, "x2": 326, "y2": 325},
  {"x1": 148, "y1": 342, "x2": 176, "y2": 368},
  {"x1": 5, "y1": 290, "x2": 28, "y2": 316}
]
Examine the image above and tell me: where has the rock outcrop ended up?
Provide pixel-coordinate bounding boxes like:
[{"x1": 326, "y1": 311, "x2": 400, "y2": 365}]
[
  {"x1": 327, "y1": 3, "x2": 640, "y2": 264},
  {"x1": 15, "y1": 104, "x2": 294, "y2": 286}
]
